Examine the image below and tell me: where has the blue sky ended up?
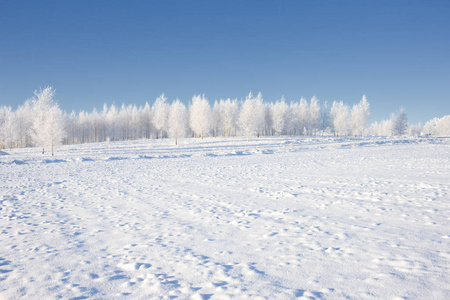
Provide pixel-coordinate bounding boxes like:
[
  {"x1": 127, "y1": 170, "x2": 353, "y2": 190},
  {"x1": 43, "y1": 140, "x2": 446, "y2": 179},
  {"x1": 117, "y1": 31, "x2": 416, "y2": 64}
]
[{"x1": 0, "y1": 0, "x2": 449, "y2": 124}]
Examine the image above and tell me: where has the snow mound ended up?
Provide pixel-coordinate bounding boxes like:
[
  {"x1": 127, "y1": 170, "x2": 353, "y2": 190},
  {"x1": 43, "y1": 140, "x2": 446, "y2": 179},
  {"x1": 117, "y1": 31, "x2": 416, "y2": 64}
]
[{"x1": 0, "y1": 150, "x2": 9, "y2": 156}]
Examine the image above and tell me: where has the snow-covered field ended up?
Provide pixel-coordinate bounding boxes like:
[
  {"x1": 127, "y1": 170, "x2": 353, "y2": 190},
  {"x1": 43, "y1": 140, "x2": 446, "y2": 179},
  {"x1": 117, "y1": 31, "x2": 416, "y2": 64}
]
[{"x1": 1, "y1": 136, "x2": 449, "y2": 299}]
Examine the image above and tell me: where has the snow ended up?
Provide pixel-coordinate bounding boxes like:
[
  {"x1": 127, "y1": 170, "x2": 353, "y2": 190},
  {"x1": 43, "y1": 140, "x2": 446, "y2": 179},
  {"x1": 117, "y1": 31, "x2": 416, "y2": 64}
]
[{"x1": 1, "y1": 136, "x2": 449, "y2": 299}]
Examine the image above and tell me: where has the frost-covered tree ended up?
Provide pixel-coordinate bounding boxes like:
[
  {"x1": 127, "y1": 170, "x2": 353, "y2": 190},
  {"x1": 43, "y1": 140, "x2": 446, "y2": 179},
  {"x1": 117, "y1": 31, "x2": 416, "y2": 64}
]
[
  {"x1": 152, "y1": 94, "x2": 168, "y2": 139},
  {"x1": 140, "y1": 102, "x2": 153, "y2": 139},
  {"x1": 368, "y1": 117, "x2": 394, "y2": 136},
  {"x1": 351, "y1": 103, "x2": 362, "y2": 136},
  {"x1": 219, "y1": 98, "x2": 239, "y2": 137},
  {"x1": 255, "y1": 93, "x2": 267, "y2": 137},
  {"x1": 239, "y1": 92, "x2": 265, "y2": 140},
  {"x1": 212, "y1": 101, "x2": 221, "y2": 137},
  {"x1": 65, "y1": 110, "x2": 78, "y2": 144},
  {"x1": 29, "y1": 87, "x2": 65, "y2": 155},
  {"x1": 89, "y1": 108, "x2": 101, "y2": 142},
  {"x1": 130, "y1": 104, "x2": 140, "y2": 140},
  {"x1": 393, "y1": 107, "x2": 408, "y2": 136},
  {"x1": 106, "y1": 104, "x2": 119, "y2": 141},
  {"x1": 15, "y1": 102, "x2": 33, "y2": 147},
  {"x1": 270, "y1": 97, "x2": 289, "y2": 135},
  {"x1": 433, "y1": 116, "x2": 449, "y2": 136},
  {"x1": 28, "y1": 87, "x2": 50, "y2": 151},
  {"x1": 46, "y1": 105, "x2": 66, "y2": 155},
  {"x1": 320, "y1": 101, "x2": 330, "y2": 135},
  {"x1": 423, "y1": 115, "x2": 450, "y2": 136},
  {"x1": 119, "y1": 104, "x2": 131, "y2": 140},
  {"x1": 168, "y1": 99, "x2": 188, "y2": 145},
  {"x1": 351, "y1": 95, "x2": 370, "y2": 136},
  {"x1": 331, "y1": 101, "x2": 349, "y2": 137},
  {"x1": 360, "y1": 95, "x2": 370, "y2": 136},
  {"x1": 99, "y1": 103, "x2": 109, "y2": 142},
  {"x1": 330, "y1": 102, "x2": 337, "y2": 135},
  {"x1": 189, "y1": 94, "x2": 211, "y2": 138},
  {"x1": 239, "y1": 94, "x2": 255, "y2": 140},
  {"x1": 0, "y1": 106, "x2": 17, "y2": 149},
  {"x1": 76, "y1": 111, "x2": 87, "y2": 143},
  {"x1": 287, "y1": 101, "x2": 300, "y2": 135},
  {"x1": 298, "y1": 97, "x2": 310, "y2": 135},
  {"x1": 263, "y1": 103, "x2": 271, "y2": 136},
  {"x1": 408, "y1": 123, "x2": 422, "y2": 137},
  {"x1": 0, "y1": 107, "x2": 6, "y2": 148},
  {"x1": 309, "y1": 96, "x2": 320, "y2": 135}
]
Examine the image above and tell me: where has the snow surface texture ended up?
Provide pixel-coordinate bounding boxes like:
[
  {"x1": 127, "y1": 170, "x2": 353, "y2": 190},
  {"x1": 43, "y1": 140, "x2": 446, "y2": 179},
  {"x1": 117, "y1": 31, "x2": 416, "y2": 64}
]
[{"x1": 1, "y1": 137, "x2": 449, "y2": 299}]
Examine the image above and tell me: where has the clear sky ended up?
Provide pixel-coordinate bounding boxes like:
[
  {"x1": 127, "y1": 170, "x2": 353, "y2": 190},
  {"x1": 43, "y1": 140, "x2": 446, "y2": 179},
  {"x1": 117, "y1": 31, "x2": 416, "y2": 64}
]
[{"x1": 1, "y1": 0, "x2": 449, "y2": 124}]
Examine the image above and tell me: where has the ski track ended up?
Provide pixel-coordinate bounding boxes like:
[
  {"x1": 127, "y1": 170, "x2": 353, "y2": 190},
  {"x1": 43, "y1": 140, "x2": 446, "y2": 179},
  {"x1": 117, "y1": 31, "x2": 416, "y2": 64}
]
[{"x1": 0, "y1": 136, "x2": 449, "y2": 299}]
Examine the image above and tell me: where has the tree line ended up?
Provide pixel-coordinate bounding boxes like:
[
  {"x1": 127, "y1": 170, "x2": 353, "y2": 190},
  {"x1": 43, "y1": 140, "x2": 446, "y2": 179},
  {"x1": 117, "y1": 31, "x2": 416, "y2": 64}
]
[{"x1": 0, "y1": 87, "x2": 448, "y2": 154}]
